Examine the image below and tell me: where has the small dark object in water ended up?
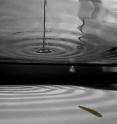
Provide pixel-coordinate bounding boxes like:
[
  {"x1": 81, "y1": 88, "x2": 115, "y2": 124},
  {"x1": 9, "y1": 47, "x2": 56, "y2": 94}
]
[{"x1": 79, "y1": 105, "x2": 103, "y2": 118}]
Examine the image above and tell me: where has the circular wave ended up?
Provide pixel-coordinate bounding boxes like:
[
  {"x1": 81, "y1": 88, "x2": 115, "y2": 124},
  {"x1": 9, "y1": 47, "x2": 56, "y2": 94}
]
[
  {"x1": 0, "y1": 85, "x2": 117, "y2": 124},
  {"x1": 0, "y1": 32, "x2": 109, "y2": 63},
  {"x1": 0, "y1": 28, "x2": 115, "y2": 64},
  {"x1": 0, "y1": 37, "x2": 86, "y2": 61}
]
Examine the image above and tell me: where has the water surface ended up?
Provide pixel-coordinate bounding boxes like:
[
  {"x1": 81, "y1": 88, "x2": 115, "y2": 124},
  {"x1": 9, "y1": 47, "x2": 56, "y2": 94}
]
[
  {"x1": 0, "y1": 0, "x2": 117, "y2": 64},
  {"x1": 0, "y1": 85, "x2": 117, "y2": 124}
]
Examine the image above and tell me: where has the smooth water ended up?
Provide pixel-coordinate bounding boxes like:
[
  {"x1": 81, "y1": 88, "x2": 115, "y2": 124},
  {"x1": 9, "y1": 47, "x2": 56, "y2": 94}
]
[
  {"x1": 0, "y1": 85, "x2": 117, "y2": 124},
  {"x1": 0, "y1": 0, "x2": 117, "y2": 64}
]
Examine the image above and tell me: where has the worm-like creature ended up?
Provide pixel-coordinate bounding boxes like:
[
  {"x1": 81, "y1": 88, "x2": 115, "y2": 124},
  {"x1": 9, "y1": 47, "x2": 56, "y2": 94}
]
[{"x1": 79, "y1": 105, "x2": 103, "y2": 118}]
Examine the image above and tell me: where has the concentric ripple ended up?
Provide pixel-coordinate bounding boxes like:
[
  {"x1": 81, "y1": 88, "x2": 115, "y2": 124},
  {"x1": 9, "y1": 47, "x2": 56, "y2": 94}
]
[
  {"x1": 0, "y1": 85, "x2": 117, "y2": 124},
  {"x1": 0, "y1": 34, "x2": 112, "y2": 63},
  {"x1": 0, "y1": 28, "x2": 115, "y2": 64},
  {"x1": 0, "y1": 36, "x2": 87, "y2": 62},
  {"x1": 0, "y1": 0, "x2": 117, "y2": 64}
]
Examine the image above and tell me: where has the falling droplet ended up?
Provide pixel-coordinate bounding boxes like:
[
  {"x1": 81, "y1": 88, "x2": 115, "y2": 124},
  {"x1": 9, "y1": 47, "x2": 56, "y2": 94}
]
[
  {"x1": 79, "y1": 105, "x2": 103, "y2": 118},
  {"x1": 69, "y1": 66, "x2": 76, "y2": 73}
]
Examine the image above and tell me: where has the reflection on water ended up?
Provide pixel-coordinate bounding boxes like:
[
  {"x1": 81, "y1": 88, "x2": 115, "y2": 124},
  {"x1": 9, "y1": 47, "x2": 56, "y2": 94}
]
[
  {"x1": 0, "y1": 0, "x2": 117, "y2": 64},
  {"x1": 102, "y1": 67, "x2": 117, "y2": 72},
  {"x1": 0, "y1": 85, "x2": 117, "y2": 124}
]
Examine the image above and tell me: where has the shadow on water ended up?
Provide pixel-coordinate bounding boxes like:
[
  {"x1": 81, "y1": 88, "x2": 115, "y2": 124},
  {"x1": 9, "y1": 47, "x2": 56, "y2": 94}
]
[{"x1": 0, "y1": 63, "x2": 117, "y2": 90}]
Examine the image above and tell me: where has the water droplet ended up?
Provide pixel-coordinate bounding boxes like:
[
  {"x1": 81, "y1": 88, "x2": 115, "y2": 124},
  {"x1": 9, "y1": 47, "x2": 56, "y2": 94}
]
[{"x1": 69, "y1": 66, "x2": 76, "y2": 73}]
